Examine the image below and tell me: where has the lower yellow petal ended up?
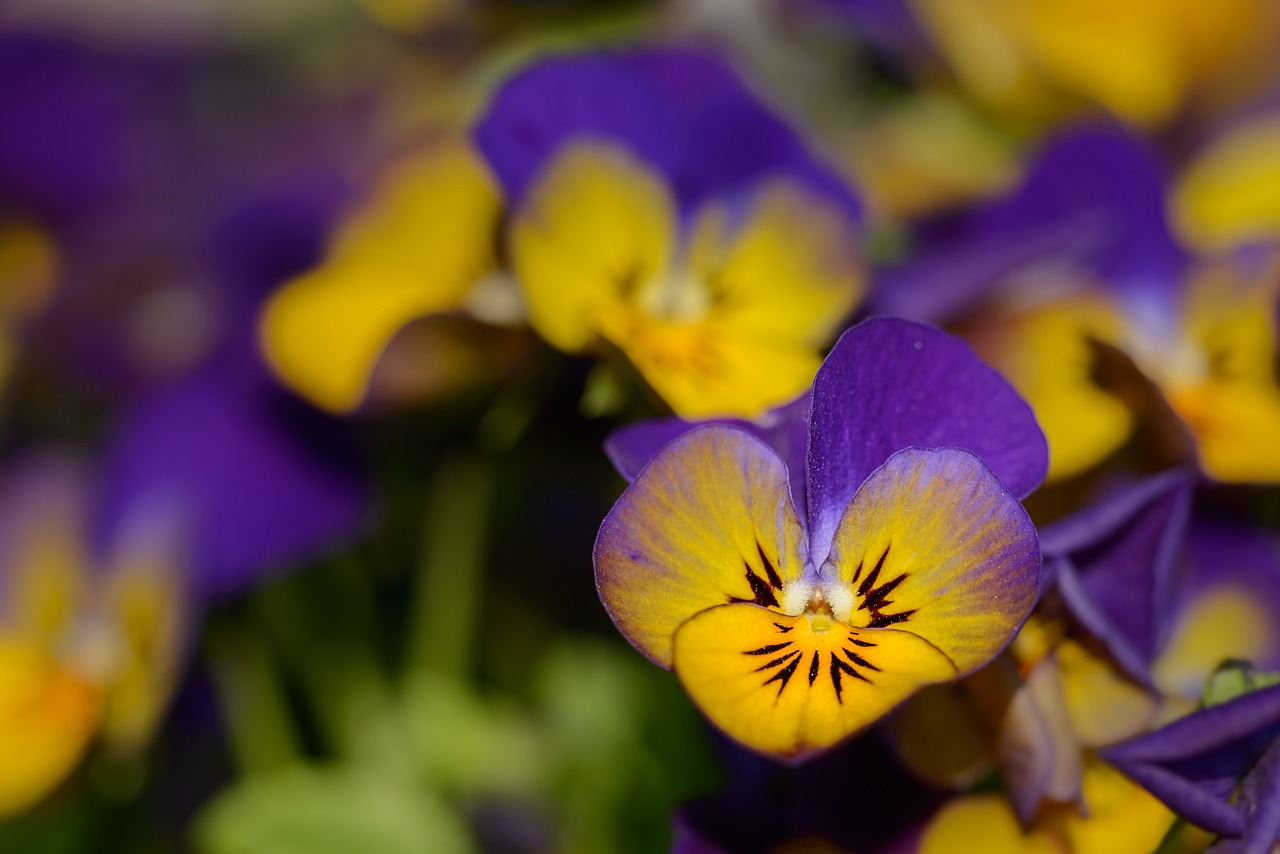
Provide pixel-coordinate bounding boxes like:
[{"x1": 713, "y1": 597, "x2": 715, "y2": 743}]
[
  {"x1": 673, "y1": 604, "x2": 955, "y2": 758},
  {"x1": 919, "y1": 794, "x2": 1067, "y2": 854},
  {"x1": 1056, "y1": 639, "x2": 1157, "y2": 747},
  {"x1": 0, "y1": 637, "x2": 101, "y2": 817},
  {"x1": 1060, "y1": 760, "x2": 1174, "y2": 854},
  {"x1": 1168, "y1": 381, "x2": 1280, "y2": 483}
]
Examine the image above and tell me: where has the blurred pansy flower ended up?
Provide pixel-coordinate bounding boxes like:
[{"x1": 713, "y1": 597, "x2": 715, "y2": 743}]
[
  {"x1": 882, "y1": 124, "x2": 1280, "y2": 483},
  {"x1": 595, "y1": 318, "x2": 1045, "y2": 757},
  {"x1": 1102, "y1": 681, "x2": 1280, "y2": 846},
  {"x1": 475, "y1": 47, "x2": 865, "y2": 419},
  {"x1": 902, "y1": 0, "x2": 1277, "y2": 128},
  {"x1": 0, "y1": 369, "x2": 364, "y2": 815},
  {"x1": 259, "y1": 135, "x2": 528, "y2": 414}
]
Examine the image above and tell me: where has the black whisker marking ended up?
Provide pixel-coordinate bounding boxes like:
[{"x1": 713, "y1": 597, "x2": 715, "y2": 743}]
[
  {"x1": 773, "y1": 623, "x2": 794, "y2": 633},
  {"x1": 757, "y1": 541, "x2": 784, "y2": 590},
  {"x1": 850, "y1": 638, "x2": 876, "y2": 648},
  {"x1": 857, "y1": 544, "x2": 892, "y2": 597},
  {"x1": 835, "y1": 654, "x2": 873, "y2": 684},
  {"x1": 843, "y1": 648, "x2": 882, "y2": 672},
  {"x1": 867, "y1": 609, "x2": 917, "y2": 629},
  {"x1": 859, "y1": 572, "x2": 907, "y2": 612},
  {"x1": 808, "y1": 650, "x2": 820, "y2": 685},
  {"x1": 764, "y1": 654, "x2": 802, "y2": 695},
  {"x1": 754, "y1": 651, "x2": 801, "y2": 672},
  {"x1": 745, "y1": 641, "x2": 793, "y2": 656}
]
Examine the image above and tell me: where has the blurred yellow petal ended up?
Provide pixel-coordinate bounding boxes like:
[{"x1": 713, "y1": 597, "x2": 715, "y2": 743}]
[
  {"x1": 886, "y1": 682, "x2": 993, "y2": 789},
  {"x1": 674, "y1": 604, "x2": 955, "y2": 757},
  {"x1": 685, "y1": 182, "x2": 863, "y2": 349},
  {"x1": 260, "y1": 140, "x2": 501, "y2": 413},
  {"x1": 1056, "y1": 639, "x2": 1156, "y2": 748},
  {"x1": 0, "y1": 637, "x2": 101, "y2": 817},
  {"x1": 595, "y1": 314, "x2": 823, "y2": 419},
  {"x1": 1169, "y1": 381, "x2": 1280, "y2": 483},
  {"x1": 1061, "y1": 760, "x2": 1174, "y2": 854},
  {"x1": 510, "y1": 142, "x2": 675, "y2": 353},
  {"x1": 1174, "y1": 118, "x2": 1280, "y2": 253},
  {"x1": 1153, "y1": 586, "x2": 1276, "y2": 700},
  {"x1": 919, "y1": 794, "x2": 1066, "y2": 854},
  {"x1": 595, "y1": 427, "x2": 807, "y2": 668},
  {"x1": 0, "y1": 221, "x2": 59, "y2": 323},
  {"x1": 967, "y1": 298, "x2": 1132, "y2": 481}
]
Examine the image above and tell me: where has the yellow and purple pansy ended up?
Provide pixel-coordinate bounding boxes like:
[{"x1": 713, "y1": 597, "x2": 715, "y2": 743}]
[
  {"x1": 474, "y1": 47, "x2": 866, "y2": 419},
  {"x1": 595, "y1": 318, "x2": 1046, "y2": 758}
]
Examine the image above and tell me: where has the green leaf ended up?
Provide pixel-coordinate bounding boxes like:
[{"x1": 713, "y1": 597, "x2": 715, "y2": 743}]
[{"x1": 193, "y1": 765, "x2": 474, "y2": 854}]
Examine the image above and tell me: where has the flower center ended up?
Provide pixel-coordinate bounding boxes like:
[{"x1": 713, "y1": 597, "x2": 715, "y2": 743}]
[{"x1": 805, "y1": 588, "x2": 835, "y2": 633}]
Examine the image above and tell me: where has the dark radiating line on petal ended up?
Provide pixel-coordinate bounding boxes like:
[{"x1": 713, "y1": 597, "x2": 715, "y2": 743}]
[
  {"x1": 835, "y1": 654, "x2": 873, "y2": 684},
  {"x1": 857, "y1": 544, "x2": 891, "y2": 597},
  {"x1": 764, "y1": 653, "x2": 801, "y2": 695},
  {"x1": 755, "y1": 651, "x2": 800, "y2": 672},
  {"x1": 773, "y1": 623, "x2": 793, "y2": 633},
  {"x1": 757, "y1": 541, "x2": 784, "y2": 590},
  {"x1": 859, "y1": 572, "x2": 907, "y2": 612},
  {"x1": 808, "y1": 651, "x2": 820, "y2": 685},
  {"x1": 867, "y1": 609, "x2": 917, "y2": 629},
  {"x1": 849, "y1": 638, "x2": 876, "y2": 648},
  {"x1": 850, "y1": 558, "x2": 864, "y2": 585},
  {"x1": 830, "y1": 655, "x2": 844, "y2": 702},
  {"x1": 745, "y1": 642, "x2": 793, "y2": 656},
  {"x1": 844, "y1": 648, "x2": 882, "y2": 672},
  {"x1": 747, "y1": 568, "x2": 780, "y2": 608}
]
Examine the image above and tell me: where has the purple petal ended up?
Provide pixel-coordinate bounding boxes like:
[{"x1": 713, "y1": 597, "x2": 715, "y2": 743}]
[
  {"x1": 1103, "y1": 685, "x2": 1280, "y2": 835},
  {"x1": 1219, "y1": 738, "x2": 1280, "y2": 854},
  {"x1": 94, "y1": 369, "x2": 368, "y2": 599},
  {"x1": 805, "y1": 317, "x2": 1046, "y2": 564},
  {"x1": 474, "y1": 47, "x2": 859, "y2": 218},
  {"x1": 1037, "y1": 472, "x2": 1193, "y2": 679}
]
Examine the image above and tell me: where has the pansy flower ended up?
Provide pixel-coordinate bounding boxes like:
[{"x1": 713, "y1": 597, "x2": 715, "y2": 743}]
[
  {"x1": 595, "y1": 318, "x2": 1045, "y2": 757},
  {"x1": 475, "y1": 47, "x2": 865, "y2": 419},
  {"x1": 0, "y1": 368, "x2": 365, "y2": 816}
]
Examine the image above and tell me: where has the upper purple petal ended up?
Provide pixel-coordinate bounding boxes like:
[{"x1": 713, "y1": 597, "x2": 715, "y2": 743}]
[
  {"x1": 473, "y1": 47, "x2": 859, "y2": 218},
  {"x1": 93, "y1": 368, "x2": 368, "y2": 599},
  {"x1": 804, "y1": 317, "x2": 1046, "y2": 564},
  {"x1": 1103, "y1": 685, "x2": 1280, "y2": 836}
]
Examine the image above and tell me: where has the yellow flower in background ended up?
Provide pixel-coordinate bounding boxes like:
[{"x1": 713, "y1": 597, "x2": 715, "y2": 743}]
[
  {"x1": 1174, "y1": 116, "x2": 1280, "y2": 254},
  {"x1": 911, "y1": 0, "x2": 1275, "y2": 128}
]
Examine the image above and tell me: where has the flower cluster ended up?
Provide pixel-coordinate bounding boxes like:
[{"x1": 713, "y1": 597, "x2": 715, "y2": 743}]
[{"x1": 0, "y1": 3, "x2": 1279, "y2": 852}]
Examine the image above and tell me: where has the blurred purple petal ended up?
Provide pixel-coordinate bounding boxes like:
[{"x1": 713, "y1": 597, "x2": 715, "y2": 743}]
[
  {"x1": 805, "y1": 317, "x2": 1046, "y2": 564},
  {"x1": 474, "y1": 47, "x2": 859, "y2": 218},
  {"x1": 1103, "y1": 685, "x2": 1280, "y2": 835},
  {"x1": 1211, "y1": 738, "x2": 1280, "y2": 854},
  {"x1": 95, "y1": 370, "x2": 368, "y2": 599}
]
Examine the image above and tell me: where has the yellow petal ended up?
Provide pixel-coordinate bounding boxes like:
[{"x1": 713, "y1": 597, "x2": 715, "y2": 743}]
[
  {"x1": 260, "y1": 140, "x2": 501, "y2": 413},
  {"x1": 1174, "y1": 118, "x2": 1280, "y2": 253},
  {"x1": 919, "y1": 794, "x2": 1067, "y2": 854},
  {"x1": 823, "y1": 448, "x2": 1040, "y2": 674},
  {"x1": 1061, "y1": 760, "x2": 1174, "y2": 854},
  {"x1": 674, "y1": 604, "x2": 955, "y2": 757},
  {"x1": 1153, "y1": 585, "x2": 1277, "y2": 700},
  {"x1": 1169, "y1": 381, "x2": 1280, "y2": 483},
  {"x1": 0, "y1": 637, "x2": 101, "y2": 817},
  {"x1": 595, "y1": 426, "x2": 807, "y2": 668},
  {"x1": 510, "y1": 142, "x2": 675, "y2": 353},
  {"x1": 1056, "y1": 639, "x2": 1156, "y2": 747},
  {"x1": 966, "y1": 298, "x2": 1132, "y2": 481}
]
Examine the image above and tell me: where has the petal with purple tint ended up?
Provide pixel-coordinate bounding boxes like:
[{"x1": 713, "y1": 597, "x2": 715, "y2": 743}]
[
  {"x1": 805, "y1": 318, "x2": 1046, "y2": 564},
  {"x1": 820, "y1": 447, "x2": 1040, "y2": 674},
  {"x1": 594, "y1": 426, "x2": 807, "y2": 668}
]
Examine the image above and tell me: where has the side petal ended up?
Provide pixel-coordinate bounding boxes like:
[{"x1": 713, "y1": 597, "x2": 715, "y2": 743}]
[
  {"x1": 673, "y1": 603, "x2": 955, "y2": 758},
  {"x1": 0, "y1": 636, "x2": 102, "y2": 818},
  {"x1": 594, "y1": 426, "x2": 806, "y2": 668},
  {"x1": 806, "y1": 318, "x2": 1046, "y2": 563},
  {"x1": 260, "y1": 140, "x2": 500, "y2": 413},
  {"x1": 1173, "y1": 116, "x2": 1280, "y2": 253},
  {"x1": 822, "y1": 448, "x2": 1040, "y2": 675},
  {"x1": 510, "y1": 142, "x2": 675, "y2": 353}
]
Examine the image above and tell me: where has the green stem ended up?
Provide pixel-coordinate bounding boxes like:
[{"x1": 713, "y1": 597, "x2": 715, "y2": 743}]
[{"x1": 205, "y1": 622, "x2": 299, "y2": 775}]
